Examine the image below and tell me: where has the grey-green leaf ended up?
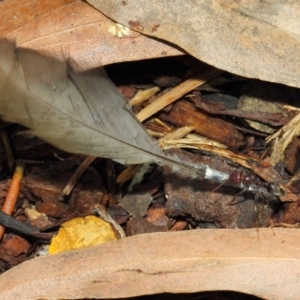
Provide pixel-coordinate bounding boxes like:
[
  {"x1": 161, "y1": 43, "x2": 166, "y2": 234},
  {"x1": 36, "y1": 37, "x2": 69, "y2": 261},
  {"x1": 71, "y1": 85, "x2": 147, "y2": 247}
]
[{"x1": 0, "y1": 39, "x2": 167, "y2": 164}]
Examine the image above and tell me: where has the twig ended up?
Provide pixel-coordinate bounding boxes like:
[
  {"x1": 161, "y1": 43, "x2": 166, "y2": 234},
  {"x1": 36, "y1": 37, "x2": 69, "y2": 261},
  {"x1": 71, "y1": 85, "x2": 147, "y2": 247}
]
[
  {"x1": 106, "y1": 159, "x2": 117, "y2": 205},
  {"x1": 130, "y1": 86, "x2": 160, "y2": 105},
  {"x1": 1, "y1": 129, "x2": 14, "y2": 172},
  {"x1": 62, "y1": 155, "x2": 96, "y2": 196},
  {"x1": 136, "y1": 68, "x2": 223, "y2": 122},
  {"x1": 0, "y1": 210, "x2": 52, "y2": 240},
  {"x1": 0, "y1": 163, "x2": 24, "y2": 240},
  {"x1": 92, "y1": 204, "x2": 126, "y2": 239}
]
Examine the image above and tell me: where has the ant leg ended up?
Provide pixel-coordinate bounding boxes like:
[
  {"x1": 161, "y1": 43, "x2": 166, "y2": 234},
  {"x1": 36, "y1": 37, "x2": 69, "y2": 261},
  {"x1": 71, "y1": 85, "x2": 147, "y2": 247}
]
[
  {"x1": 209, "y1": 169, "x2": 238, "y2": 197},
  {"x1": 265, "y1": 196, "x2": 276, "y2": 236},
  {"x1": 254, "y1": 192, "x2": 260, "y2": 240},
  {"x1": 254, "y1": 193, "x2": 276, "y2": 238},
  {"x1": 269, "y1": 217, "x2": 276, "y2": 236},
  {"x1": 208, "y1": 179, "x2": 229, "y2": 197},
  {"x1": 208, "y1": 176, "x2": 234, "y2": 202},
  {"x1": 228, "y1": 188, "x2": 248, "y2": 205}
]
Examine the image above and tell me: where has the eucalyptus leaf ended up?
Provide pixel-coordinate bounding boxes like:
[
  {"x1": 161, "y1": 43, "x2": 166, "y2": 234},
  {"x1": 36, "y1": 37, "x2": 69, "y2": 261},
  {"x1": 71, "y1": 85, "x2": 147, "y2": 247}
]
[
  {"x1": 1, "y1": 229, "x2": 300, "y2": 299},
  {"x1": 0, "y1": 39, "x2": 169, "y2": 164},
  {"x1": 89, "y1": 0, "x2": 300, "y2": 88}
]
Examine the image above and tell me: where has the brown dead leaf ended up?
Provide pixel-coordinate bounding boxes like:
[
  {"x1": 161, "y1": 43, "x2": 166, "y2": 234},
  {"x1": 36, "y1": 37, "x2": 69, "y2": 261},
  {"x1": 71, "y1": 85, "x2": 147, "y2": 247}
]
[
  {"x1": 0, "y1": 229, "x2": 299, "y2": 299},
  {"x1": 0, "y1": 0, "x2": 183, "y2": 71},
  {"x1": 90, "y1": 0, "x2": 300, "y2": 88}
]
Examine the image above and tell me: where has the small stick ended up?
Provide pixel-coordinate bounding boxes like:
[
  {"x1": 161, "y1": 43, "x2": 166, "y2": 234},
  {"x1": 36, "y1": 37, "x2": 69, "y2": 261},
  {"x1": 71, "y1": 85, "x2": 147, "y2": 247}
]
[
  {"x1": 0, "y1": 163, "x2": 24, "y2": 240},
  {"x1": 1, "y1": 129, "x2": 14, "y2": 172},
  {"x1": 92, "y1": 204, "x2": 126, "y2": 239},
  {"x1": 62, "y1": 155, "x2": 96, "y2": 196},
  {"x1": 0, "y1": 210, "x2": 53, "y2": 240},
  {"x1": 130, "y1": 86, "x2": 160, "y2": 106},
  {"x1": 106, "y1": 159, "x2": 117, "y2": 205},
  {"x1": 136, "y1": 68, "x2": 223, "y2": 122}
]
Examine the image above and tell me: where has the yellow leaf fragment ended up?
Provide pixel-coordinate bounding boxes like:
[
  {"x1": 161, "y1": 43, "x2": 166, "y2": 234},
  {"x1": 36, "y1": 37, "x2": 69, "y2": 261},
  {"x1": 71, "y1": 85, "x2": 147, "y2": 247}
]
[
  {"x1": 108, "y1": 23, "x2": 131, "y2": 37},
  {"x1": 49, "y1": 216, "x2": 117, "y2": 254}
]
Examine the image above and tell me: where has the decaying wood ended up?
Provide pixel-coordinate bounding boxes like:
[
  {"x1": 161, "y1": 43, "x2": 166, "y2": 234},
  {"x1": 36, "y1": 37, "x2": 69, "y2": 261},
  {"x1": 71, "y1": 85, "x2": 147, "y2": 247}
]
[
  {"x1": 0, "y1": 229, "x2": 300, "y2": 299},
  {"x1": 160, "y1": 100, "x2": 245, "y2": 149},
  {"x1": 192, "y1": 94, "x2": 291, "y2": 127}
]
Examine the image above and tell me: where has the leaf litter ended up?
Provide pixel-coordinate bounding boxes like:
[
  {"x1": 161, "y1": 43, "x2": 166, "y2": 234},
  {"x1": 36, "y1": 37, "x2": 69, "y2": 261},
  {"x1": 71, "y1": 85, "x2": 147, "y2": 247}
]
[{"x1": 0, "y1": 39, "x2": 300, "y2": 299}]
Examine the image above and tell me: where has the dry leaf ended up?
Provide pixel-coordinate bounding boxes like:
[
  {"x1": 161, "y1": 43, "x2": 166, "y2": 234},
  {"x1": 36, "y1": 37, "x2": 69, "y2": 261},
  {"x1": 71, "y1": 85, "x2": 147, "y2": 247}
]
[
  {"x1": 0, "y1": 229, "x2": 299, "y2": 299},
  {"x1": 159, "y1": 133, "x2": 252, "y2": 169},
  {"x1": 0, "y1": 39, "x2": 175, "y2": 165},
  {"x1": 0, "y1": 0, "x2": 183, "y2": 72},
  {"x1": 89, "y1": 0, "x2": 300, "y2": 88},
  {"x1": 266, "y1": 111, "x2": 300, "y2": 165}
]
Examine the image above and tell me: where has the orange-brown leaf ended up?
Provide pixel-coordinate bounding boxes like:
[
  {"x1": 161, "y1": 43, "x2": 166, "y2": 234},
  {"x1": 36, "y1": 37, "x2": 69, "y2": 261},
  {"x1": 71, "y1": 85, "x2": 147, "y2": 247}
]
[{"x1": 0, "y1": 0, "x2": 183, "y2": 71}]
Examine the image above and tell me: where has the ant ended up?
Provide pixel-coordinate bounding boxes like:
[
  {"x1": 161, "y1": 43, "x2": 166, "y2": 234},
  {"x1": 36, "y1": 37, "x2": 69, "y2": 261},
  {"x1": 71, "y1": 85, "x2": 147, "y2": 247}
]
[
  {"x1": 226, "y1": 169, "x2": 284, "y2": 202},
  {"x1": 211, "y1": 169, "x2": 285, "y2": 235}
]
